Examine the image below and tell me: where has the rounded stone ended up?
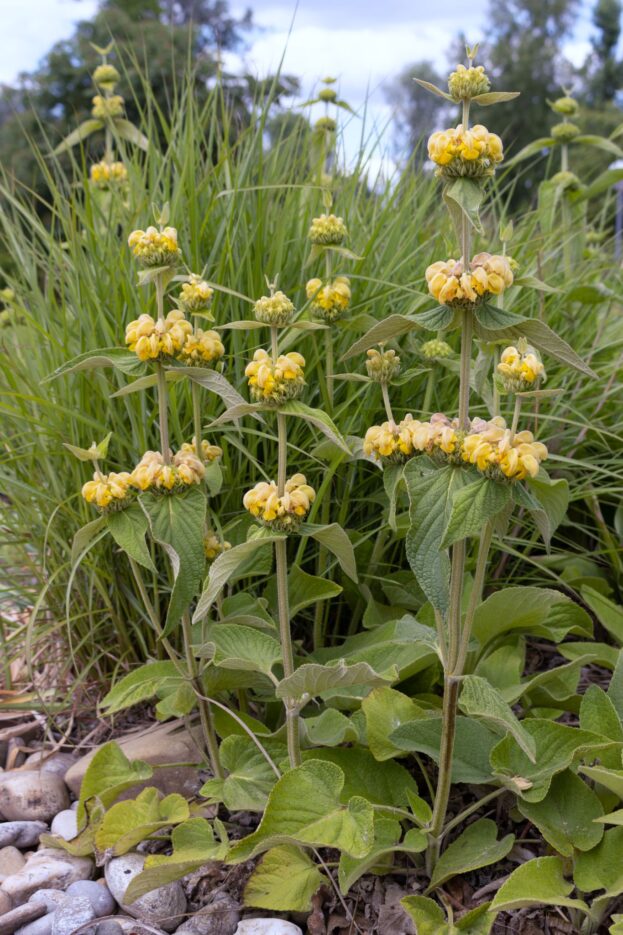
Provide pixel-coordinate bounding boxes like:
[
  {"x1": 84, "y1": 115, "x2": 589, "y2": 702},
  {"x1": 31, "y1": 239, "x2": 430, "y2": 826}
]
[
  {"x1": 0, "y1": 845, "x2": 26, "y2": 879},
  {"x1": 105, "y1": 853, "x2": 186, "y2": 933},
  {"x1": 65, "y1": 881, "x2": 116, "y2": 918},
  {"x1": 234, "y1": 924, "x2": 302, "y2": 935},
  {"x1": 95, "y1": 924, "x2": 124, "y2": 935},
  {"x1": 176, "y1": 897, "x2": 240, "y2": 935},
  {"x1": 0, "y1": 822, "x2": 48, "y2": 848},
  {"x1": 0, "y1": 772, "x2": 70, "y2": 822},
  {"x1": 0, "y1": 890, "x2": 12, "y2": 913},
  {"x1": 2, "y1": 849, "x2": 93, "y2": 906},
  {"x1": 51, "y1": 896, "x2": 97, "y2": 935},
  {"x1": 50, "y1": 811, "x2": 78, "y2": 843},
  {"x1": 23, "y1": 754, "x2": 78, "y2": 781},
  {"x1": 15, "y1": 914, "x2": 55, "y2": 935},
  {"x1": 28, "y1": 890, "x2": 67, "y2": 913}
]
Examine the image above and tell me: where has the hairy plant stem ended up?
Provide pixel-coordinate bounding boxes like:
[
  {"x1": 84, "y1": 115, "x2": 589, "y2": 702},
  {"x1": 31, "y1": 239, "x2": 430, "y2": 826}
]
[
  {"x1": 510, "y1": 394, "x2": 522, "y2": 440},
  {"x1": 181, "y1": 611, "x2": 223, "y2": 779},
  {"x1": 155, "y1": 275, "x2": 171, "y2": 464},
  {"x1": 128, "y1": 557, "x2": 179, "y2": 665},
  {"x1": 381, "y1": 381, "x2": 394, "y2": 422},
  {"x1": 271, "y1": 327, "x2": 301, "y2": 766},
  {"x1": 192, "y1": 382, "x2": 202, "y2": 459},
  {"x1": 560, "y1": 143, "x2": 573, "y2": 279},
  {"x1": 422, "y1": 366, "x2": 435, "y2": 414}
]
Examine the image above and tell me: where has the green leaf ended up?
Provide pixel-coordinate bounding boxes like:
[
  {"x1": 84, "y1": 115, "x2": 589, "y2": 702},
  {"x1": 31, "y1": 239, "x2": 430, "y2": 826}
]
[
  {"x1": 200, "y1": 735, "x2": 285, "y2": 812},
  {"x1": 490, "y1": 719, "x2": 617, "y2": 801},
  {"x1": 52, "y1": 119, "x2": 104, "y2": 154},
  {"x1": 525, "y1": 475, "x2": 569, "y2": 546},
  {"x1": 341, "y1": 314, "x2": 421, "y2": 361},
  {"x1": 45, "y1": 347, "x2": 145, "y2": 382},
  {"x1": 181, "y1": 367, "x2": 252, "y2": 413},
  {"x1": 64, "y1": 432, "x2": 112, "y2": 462},
  {"x1": 405, "y1": 463, "x2": 472, "y2": 614},
  {"x1": 123, "y1": 819, "x2": 227, "y2": 903},
  {"x1": 472, "y1": 90, "x2": 520, "y2": 105},
  {"x1": 491, "y1": 857, "x2": 587, "y2": 912},
  {"x1": 580, "y1": 685, "x2": 623, "y2": 743},
  {"x1": 518, "y1": 770, "x2": 604, "y2": 855},
  {"x1": 572, "y1": 134, "x2": 623, "y2": 157},
  {"x1": 107, "y1": 505, "x2": 155, "y2": 572},
  {"x1": 302, "y1": 709, "x2": 360, "y2": 747},
  {"x1": 574, "y1": 827, "x2": 623, "y2": 897},
  {"x1": 280, "y1": 401, "x2": 350, "y2": 454},
  {"x1": 71, "y1": 516, "x2": 106, "y2": 567},
  {"x1": 100, "y1": 662, "x2": 182, "y2": 715},
  {"x1": 514, "y1": 274, "x2": 560, "y2": 293},
  {"x1": 113, "y1": 117, "x2": 149, "y2": 150},
  {"x1": 609, "y1": 649, "x2": 623, "y2": 719},
  {"x1": 473, "y1": 305, "x2": 527, "y2": 329},
  {"x1": 282, "y1": 565, "x2": 343, "y2": 617},
  {"x1": 472, "y1": 586, "x2": 589, "y2": 648},
  {"x1": 193, "y1": 533, "x2": 283, "y2": 621},
  {"x1": 459, "y1": 675, "x2": 536, "y2": 762},
  {"x1": 276, "y1": 660, "x2": 394, "y2": 707},
  {"x1": 473, "y1": 317, "x2": 596, "y2": 377},
  {"x1": 575, "y1": 167, "x2": 623, "y2": 201},
  {"x1": 505, "y1": 137, "x2": 556, "y2": 165},
  {"x1": 139, "y1": 487, "x2": 206, "y2": 634},
  {"x1": 441, "y1": 477, "x2": 511, "y2": 547},
  {"x1": 581, "y1": 586, "x2": 623, "y2": 644},
  {"x1": 303, "y1": 746, "x2": 419, "y2": 808},
  {"x1": 429, "y1": 819, "x2": 514, "y2": 892},
  {"x1": 413, "y1": 78, "x2": 454, "y2": 101},
  {"x1": 77, "y1": 742, "x2": 153, "y2": 829},
  {"x1": 206, "y1": 624, "x2": 281, "y2": 677},
  {"x1": 566, "y1": 284, "x2": 613, "y2": 304},
  {"x1": 411, "y1": 305, "x2": 458, "y2": 331},
  {"x1": 227, "y1": 759, "x2": 375, "y2": 862},
  {"x1": 401, "y1": 898, "x2": 497, "y2": 935},
  {"x1": 383, "y1": 464, "x2": 403, "y2": 532},
  {"x1": 300, "y1": 523, "x2": 358, "y2": 582},
  {"x1": 362, "y1": 686, "x2": 424, "y2": 761},
  {"x1": 209, "y1": 402, "x2": 265, "y2": 426},
  {"x1": 444, "y1": 177, "x2": 485, "y2": 235},
  {"x1": 244, "y1": 845, "x2": 326, "y2": 911},
  {"x1": 580, "y1": 765, "x2": 623, "y2": 800},
  {"x1": 392, "y1": 716, "x2": 498, "y2": 784},
  {"x1": 339, "y1": 818, "x2": 425, "y2": 894},
  {"x1": 95, "y1": 787, "x2": 189, "y2": 856}
]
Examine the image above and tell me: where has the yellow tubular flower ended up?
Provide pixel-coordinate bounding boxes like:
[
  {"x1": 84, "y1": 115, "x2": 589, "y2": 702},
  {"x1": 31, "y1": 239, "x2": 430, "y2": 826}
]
[
  {"x1": 254, "y1": 290, "x2": 295, "y2": 326},
  {"x1": 497, "y1": 343, "x2": 546, "y2": 393},
  {"x1": 448, "y1": 64, "x2": 490, "y2": 101},
  {"x1": 243, "y1": 474, "x2": 316, "y2": 532},
  {"x1": 178, "y1": 328, "x2": 225, "y2": 367},
  {"x1": 308, "y1": 214, "x2": 347, "y2": 245},
  {"x1": 127, "y1": 226, "x2": 181, "y2": 268},
  {"x1": 204, "y1": 534, "x2": 231, "y2": 562},
  {"x1": 90, "y1": 160, "x2": 128, "y2": 189},
  {"x1": 179, "y1": 275, "x2": 213, "y2": 312},
  {"x1": 180, "y1": 440, "x2": 223, "y2": 462},
  {"x1": 91, "y1": 94, "x2": 124, "y2": 119},
  {"x1": 245, "y1": 349, "x2": 306, "y2": 405},
  {"x1": 82, "y1": 471, "x2": 132, "y2": 511},
  {"x1": 461, "y1": 419, "x2": 548, "y2": 481},
  {"x1": 130, "y1": 448, "x2": 206, "y2": 493},
  {"x1": 172, "y1": 448, "x2": 206, "y2": 485},
  {"x1": 125, "y1": 310, "x2": 192, "y2": 361},
  {"x1": 306, "y1": 276, "x2": 351, "y2": 323},
  {"x1": 427, "y1": 124, "x2": 503, "y2": 178},
  {"x1": 425, "y1": 254, "x2": 514, "y2": 308}
]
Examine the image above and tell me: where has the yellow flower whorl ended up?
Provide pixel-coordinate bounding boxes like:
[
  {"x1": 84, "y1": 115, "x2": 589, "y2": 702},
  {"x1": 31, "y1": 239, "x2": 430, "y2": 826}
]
[
  {"x1": 308, "y1": 214, "x2": 347, "y2": 246},
  {"x1": 254, "y1": 291, "x2": 295, "y2": 326},
  {"x1": 462, "y1": 419, "x2": 548, "y2": 481},
  {"x1": 365, "y1": 347, "x2": 400, "y2": 384},
  {"x1": 425, "y1": 253, "x2": 514, "y2": 308},
  {"x1": 92, "y1": 94, "x2": 124, "y2": 119},
  {"x1": 129, "y1": 448, "x2": 206, "y2": 493},
  {"x1": 82, "y1": 471, "x2": 132, "y2": 511},
  {"x1": 179, "y1": 276, "x2": 213, "y2": 312},
  {"x1": 178, "y1": 328, "x2": 225, "y2": 367},
  {"x1": 204, "y1": 534, "x2": 231, "y2": 562},
  {"x1": 306, "y1": 276, "x2": 351, "y2": 323},
  {"x1": 245, "y1": 349, "x2": 306, "y2": 405},
  {"x1": 90, "y1": 160, "x2": 128, "y2": 189},
  {"x1": 125, "y1": 310, "x2": 192, "y2": 361},
  {"x1": 127, "y1": 226, "x2": 181, "y2": 268},
  {"x1": 180, "y1": 439, "x2": 223, "y2": 463},
  {"x1": 243, "y1": 473, "x2": 316, "y2": 532},
  {"x1": 364, "y1": 413, "x2": 460, "y2": 464},
  {"x1": 447, "y1": 64, "x2": 490, "y2": 101},
  {"x1": 427, "y1": 124, "x2": 503, "y2": 178},
  {"x1": 497, "y1": 344, "x2": 545, "y2": 393}
]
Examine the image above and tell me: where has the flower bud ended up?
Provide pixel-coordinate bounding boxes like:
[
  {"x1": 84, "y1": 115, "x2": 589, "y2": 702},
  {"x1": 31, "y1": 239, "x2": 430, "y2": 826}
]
[
  {"x1": 179, "y1": 275, "x2": 213, "y2": 312},
  {"x1": 128, "y1": 226, "x2": 181, "y2": 268},
  {"x1": 365, "y1": 347, "x2": 400, "y2": 383},
  {"x1": 314, "y1": 116, "x2": 336, "y2": 133},
  {"x1": 254, "y1": 290, "x2": 295, "y2": 326},
  {"x1": 93, "y1": 63, "x2": 120, "y2": 91},
  {"x1": 91, "y1": 94, "x2": 124, "y2": 119},
  {"x1": 204, "y1": 534, "x2": 231, "y2": 562},
  {"x1": 447, "y1": 64, "x2": 490, "y2": 101},
  {"x1": 306, "y1": 276, "x2": 351, "y2": 323},
  {"x1": 551, "y1": 121, "x2": 580, "y2": 143},
  {"x1": 243, "y1": 474, "x2": 316, "y2": 532},
  {"x1": 245, "y1": 349, "x2": 306, "y2": 405},
  {"x1": 420, "y1": 338, "x2": 453, "y2": 361},
  {"x1": 496, "y1": 341, "x2": 545, "y2": 393},
  {"x1": 549, "y1": 96, "x2": 579, "y2": 117},
  {"x1": 309, "y1": 214, "x2": 347, "y2": 245},
  {"x1": 550, "y1": 170, "x2": 582, "y2": 192},
  {"x1": 180, "y1": 439, "x2": 223, "y2": 462},
  {"x1": 319, "y1": 88, "x2": 337, "y2": 103}
]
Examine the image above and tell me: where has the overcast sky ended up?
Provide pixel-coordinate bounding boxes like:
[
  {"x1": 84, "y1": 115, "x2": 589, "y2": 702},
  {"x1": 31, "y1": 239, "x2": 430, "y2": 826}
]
[{"x1": 0, "y1": 0, "x2": 606, "y2": 173}]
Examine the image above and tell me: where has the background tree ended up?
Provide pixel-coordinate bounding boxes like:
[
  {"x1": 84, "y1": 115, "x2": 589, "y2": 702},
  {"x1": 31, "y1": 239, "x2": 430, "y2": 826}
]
[
  {"x1": 384, "y1": 61, "x2": 449, "y2": 162},
  {"x1": 585, "y1": 0, "x2": 623, "y2": 105}
]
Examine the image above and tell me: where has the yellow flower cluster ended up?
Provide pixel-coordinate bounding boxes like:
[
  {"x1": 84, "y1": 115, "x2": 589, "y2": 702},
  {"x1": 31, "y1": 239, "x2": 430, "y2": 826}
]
[
  {"x1": 496, "y1": 344, "x2": 545, "y2": 393},
  {"x1": 365, "y1": 347, "x2": 400, "y2": 384},
  {"x1": 92, "y1": 94, "x2": 124, "y2": 119},
  {"x1": 254, "y1": 291, "x2": 295, "y2": 326},
  {"x1": 82, "y1": 471, "x2": 132, "y2": 510},
  {"x1": 243, "y1": 474, "x2": 316, "y2": 531},
  {"x1": 178, "y1": 328, "x2": 225, "y2": 367},
  {"x1": 427, "y1": 124, "x2": 503, "y2": 178},
  {"x1": 462, "y1": 419, "x2": 548, "y2": 481},
  {"x1": 363, "y1": 413, "x2": 460, "y2": 464},
  {"x1": 420, "y1": 338, "x2": 453, "y2": 360},
  {"x1": 425, "y1": 253, "x2": 514, "y2": 307},
  {"x1": 180, "y1": 440, "x2": 223, "y2": 463},
  {"x1": 130, "y1": 448, "x2": 205, "y2": 492},
  {"x1": 204, "y1": 534, "x2": 232, "y2": 562},
  {"x1": 306, "y1": 277, "x2": 351, "y2": 323},
  {"x1": 308, "y1": 214, "x2": 347, "y2": 245},
  {"x1": 128, "y1": 226, "x2": 181, "y2": 268},
  {"x1": 179, "y1": 276, "x2": 213, "y2": 312},
  {"x1": 90, "y1": 160, "x2": 128, "y2": 189},
  {"x1": 125, "y1": 310, "x2": 192, "y2": 361},
  {"x1": 93, "y1": 64, "x2": 120, "y2": 91},
  {"x1": 447, "y1": 64, "x2": 490, "y2": 101},
  {"x1": 245, "y1": 349, "x2": 306, "y2": 405}
]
